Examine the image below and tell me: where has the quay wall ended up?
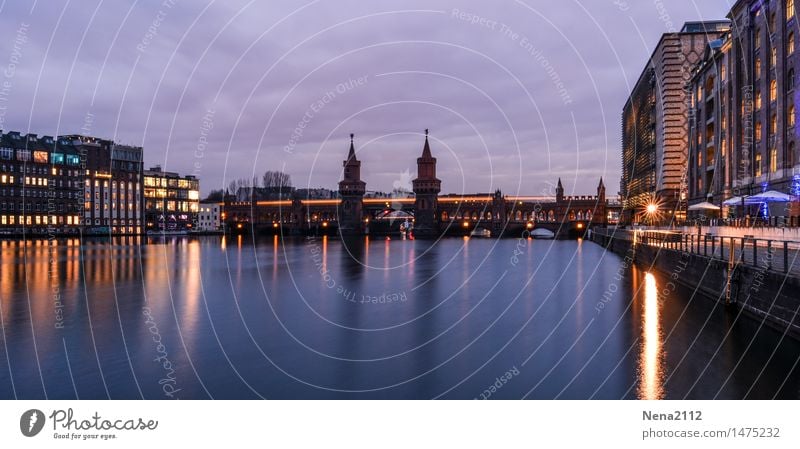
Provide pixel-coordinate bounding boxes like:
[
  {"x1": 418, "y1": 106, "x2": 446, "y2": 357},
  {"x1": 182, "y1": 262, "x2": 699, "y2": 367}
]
[{"x1": 591, "y1": 231, "x2": 800, "y2": 340}]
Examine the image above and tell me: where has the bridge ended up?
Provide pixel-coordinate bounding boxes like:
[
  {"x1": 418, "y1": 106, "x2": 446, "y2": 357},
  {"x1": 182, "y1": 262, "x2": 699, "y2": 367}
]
[{"x1": 223, "y1": 132, "x2": 609, "y2": 238}]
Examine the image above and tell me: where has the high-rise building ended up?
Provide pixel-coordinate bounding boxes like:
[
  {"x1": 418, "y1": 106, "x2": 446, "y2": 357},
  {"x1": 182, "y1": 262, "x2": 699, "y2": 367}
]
[
  {"x1": 621, "y1": 21, "x2": 731, "y2": 224},
  {"x1": 688, "y1": 0, "x2": 799, "y2": 219},
  {"x1": 143, "y1": 165, "x2": 200, "y2": 232}
]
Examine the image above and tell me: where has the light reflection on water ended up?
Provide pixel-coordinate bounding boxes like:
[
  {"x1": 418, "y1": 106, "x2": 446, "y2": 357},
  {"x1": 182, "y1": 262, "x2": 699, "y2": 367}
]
[{"x1": 639, "y1": 272, "x2": 664, "y2": 400}]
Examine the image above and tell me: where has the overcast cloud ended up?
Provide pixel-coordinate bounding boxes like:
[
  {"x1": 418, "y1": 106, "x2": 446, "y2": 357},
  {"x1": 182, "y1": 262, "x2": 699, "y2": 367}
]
[{"x1": 0, "y1": 0, "x2": 732, "y2": 196}]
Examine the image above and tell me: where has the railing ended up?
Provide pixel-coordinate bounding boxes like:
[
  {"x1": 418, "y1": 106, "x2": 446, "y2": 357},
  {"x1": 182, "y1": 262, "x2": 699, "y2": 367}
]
[
  {"x1": 602, "y1": 228, "x2": 800, "y2": 276},
  {"x1": 711, "y1": 216, "x2": 800, "y2": 228}
]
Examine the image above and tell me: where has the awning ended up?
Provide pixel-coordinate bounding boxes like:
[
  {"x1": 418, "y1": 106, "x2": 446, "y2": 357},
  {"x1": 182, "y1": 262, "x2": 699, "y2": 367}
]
[
  {"x1": 688, "y1": 201, "x2": 721, "y2": 211},
  {"x1": 722, "y1": 196, "x2": 746, "y2": 206},
  {"x1": 744, "y1": 190, "x2": 793, "y2": 204}
]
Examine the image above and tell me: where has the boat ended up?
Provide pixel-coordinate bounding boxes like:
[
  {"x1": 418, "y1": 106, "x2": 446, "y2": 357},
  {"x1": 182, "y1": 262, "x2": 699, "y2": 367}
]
[
  {"x1": 469, "y1": 228, "x2": 491, "y2": 237},
  {"x1": 530, "y1": 228, "x2": 555, "y2": 239},
  {"x1": 147, "y1": 229, "x2": 189, "y2": 236}
]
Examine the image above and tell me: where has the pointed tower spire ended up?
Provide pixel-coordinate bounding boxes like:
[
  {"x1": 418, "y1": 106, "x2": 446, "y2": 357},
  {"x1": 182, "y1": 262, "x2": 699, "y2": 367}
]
[
  {"x1": 421, "y1": 128, "x2": 432, "y2": 159},
  {"x1": 557, "y1": 178, "x2": 563, "y2": 189},
  {"x1": 346, "y1": 133, "x2": 356, "y2": 163},
  {"x1": 598, "y1": 177, "x2": 604, "y2": 187}
]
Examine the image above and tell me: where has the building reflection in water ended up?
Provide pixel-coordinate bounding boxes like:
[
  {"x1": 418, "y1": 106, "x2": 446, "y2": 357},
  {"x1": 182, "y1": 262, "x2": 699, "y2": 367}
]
[{"x1": 638, "y1": 272, "x2": 665, "y2": 400}]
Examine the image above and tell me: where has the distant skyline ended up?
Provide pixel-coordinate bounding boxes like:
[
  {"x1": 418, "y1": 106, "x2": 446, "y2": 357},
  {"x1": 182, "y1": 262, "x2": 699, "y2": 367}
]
[{"x1": 0, "y1": 0, "x2": 732, "y2": 196}]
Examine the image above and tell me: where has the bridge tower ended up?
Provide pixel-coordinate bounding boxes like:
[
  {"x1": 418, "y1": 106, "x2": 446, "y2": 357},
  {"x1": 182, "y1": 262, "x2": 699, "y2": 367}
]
[
  {"x1": 337, "y1": 133, "x2": 366, "y2": 235},
  {"x1": 491, "y1": 189, "x2": 507, "y2": 235},
  {"x1": 595, "y1": 177, "x2": 607, "y2": 225},
  {"x1": 412, "y1": 129, "x2": 441, "y2": 238}
]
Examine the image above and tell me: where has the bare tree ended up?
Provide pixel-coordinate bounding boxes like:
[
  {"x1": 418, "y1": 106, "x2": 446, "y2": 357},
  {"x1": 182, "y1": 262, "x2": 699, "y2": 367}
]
[{"x1": 262, "y1": 171, "x2": 292, "y2": 190}]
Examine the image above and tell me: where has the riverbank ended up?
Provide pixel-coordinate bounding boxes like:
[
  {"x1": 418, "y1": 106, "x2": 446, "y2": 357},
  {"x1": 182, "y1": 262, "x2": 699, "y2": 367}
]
[{"x1": 590, "y1": 228, "x2": 800, "y2": 340}]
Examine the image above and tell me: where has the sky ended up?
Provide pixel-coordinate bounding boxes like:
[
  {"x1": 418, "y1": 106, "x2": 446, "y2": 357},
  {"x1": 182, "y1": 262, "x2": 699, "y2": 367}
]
[{"x1": 0, "y1": 0, "x2": 734, "y2": 197}]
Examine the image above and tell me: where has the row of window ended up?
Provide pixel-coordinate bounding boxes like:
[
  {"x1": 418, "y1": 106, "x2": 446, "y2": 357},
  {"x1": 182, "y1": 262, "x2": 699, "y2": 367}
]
[{"x1": 0, "y1": 215, "x2": 82, "y2": 226}]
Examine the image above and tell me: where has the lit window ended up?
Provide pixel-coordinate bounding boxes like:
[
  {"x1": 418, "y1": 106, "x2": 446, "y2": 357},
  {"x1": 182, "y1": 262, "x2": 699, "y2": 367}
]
[
  {"x1": 771, "y1": 47, "x2": 777, "y2": 68},
  {"x1": 770, "y1": 148, "x2": 778, "y2": 173},
  {"x1": 770, "y1": 79, "x2": 777, "y2": 102},
  {"x1": 755, "y1": 153, "x2": 763, "y2": 177},
  {"x1": 789, "y1": 32, "x2": 796, "y2": 55},
  {"x1": 755, "y1": 58, "x2": 762, "y2": 78},
  {"x1": 791, "y1": 104, "x2": 797, "y2": 127},
  {"x1": 789, "y1": 0, "x2": 795, "y2": 20},
  {"x1": 770, "y1": 113, "x2": 777, "y2": 135},
  {"x1": 755, "y1": 121, "x2": 763, "y2": 140},
  {"x1": 756, "y1": 90, "x2": 762, "y2": 109}
]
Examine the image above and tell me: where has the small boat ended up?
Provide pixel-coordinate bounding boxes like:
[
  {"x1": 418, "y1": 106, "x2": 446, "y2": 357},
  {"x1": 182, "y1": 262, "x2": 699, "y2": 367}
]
[
  {"x1": 530, "y1": 228, "x2": 555, "y2": 239},
  {"x1": 469, "y1": 228, "x2": 491, "y2": 237},
  {"x1": 147, "y1": 230, "x2": 189, "y2": 236}
]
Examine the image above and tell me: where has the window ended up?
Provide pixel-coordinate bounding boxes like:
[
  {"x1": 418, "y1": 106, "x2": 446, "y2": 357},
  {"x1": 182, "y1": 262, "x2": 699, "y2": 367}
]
[
  {"x1": 790, "y1": 68, "x2": 796, "y2": 91},
  {"x1": 789, "y1": 0, "x2": 795, "y2": 20},
  {"x1": 755, "y1": 30, "x2": 761, "y2": 49},
  {"x1": 771, "y1": 46, "x2": 777, "y2": 68},
  {"x1": 33, "y1": 151, "x2": 48, "y2": 163},
  {"x1": 789, "y1": 32, "x2": 796, "y2": 55},
  {"x1": 770, "y1": 148, "x2": 778, "y2": 173},
  {"x1": 770, "y1": 79, "x2": 777, "y2": 101},
  {"x1": 790, "y1": 104, "x2": 797, "y2": 127},
  {"x1": 756, "y1": 121, "x2": 763, "y2": 140},
  {"x1": 790, "y1": 142, "x2": 797, "y2": 167},
  {"x1": 0, "y1": 148, "x2": 12, "y2": 160},
  {"x1": 756, "y1": 90, "x2": 762, "y2": 109},
  {"x1": 66, "y1": 154, "x2": 79, "y2": 165},
  {"x1": 770, "y1": 113, "x2": 777, "y2": 135},
  {"x1": 755, "y1": 58, "x2": 762, "y2": 77},
  {"x1": 770, "y1": 12, "x2": 776, "y2": 32},
  {"x1": 16, "y1": 150, "x2": 30, "y2": 161},
  {"x1": 756, "y1": 153, "x2": 763, "y2": 177},
  {"x1": 721, "y1": 64, "x2": 727, "y2": 81}
]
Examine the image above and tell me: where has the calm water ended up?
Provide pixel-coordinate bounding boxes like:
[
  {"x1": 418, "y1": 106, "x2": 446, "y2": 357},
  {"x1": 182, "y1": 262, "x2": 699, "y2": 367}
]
[{"x1": 0, "y1": 235, "x2": 798, "y2": 399}]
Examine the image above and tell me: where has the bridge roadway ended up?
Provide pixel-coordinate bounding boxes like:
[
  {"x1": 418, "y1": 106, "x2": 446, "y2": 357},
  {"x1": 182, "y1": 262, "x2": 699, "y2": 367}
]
[{"x1": 223, "y1": 192, "x2": 608, "y2": 238}]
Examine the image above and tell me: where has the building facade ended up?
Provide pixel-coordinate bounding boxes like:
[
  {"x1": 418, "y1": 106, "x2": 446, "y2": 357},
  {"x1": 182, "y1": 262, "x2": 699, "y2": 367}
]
[
  {"x1": 688, "y1": 0, "x2": 799, "y2": 218},
  {"x1": 0, "y1": 131, "x2": 144, "y2": 235},
  {"x1": 198, "y1": 201, "x2": 221, "y2": 232},
  {"x1": 0, "y1": 132, "x2": 83, "y2": 235},
  {"x1": 622, "y1": 21, "x2": 731, "y2": 224},
  {"x1": 143, "y1": 166, "x2": 200, "y2": 232},
  {"x1": 62, "y1": 135, "x2": 144, "y2": 235}
]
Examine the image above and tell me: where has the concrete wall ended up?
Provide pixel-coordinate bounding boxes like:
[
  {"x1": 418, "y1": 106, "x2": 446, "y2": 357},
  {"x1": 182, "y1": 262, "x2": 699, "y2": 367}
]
[{"x1": 591, "y1": 231, "x2": 800, "y2": 339}]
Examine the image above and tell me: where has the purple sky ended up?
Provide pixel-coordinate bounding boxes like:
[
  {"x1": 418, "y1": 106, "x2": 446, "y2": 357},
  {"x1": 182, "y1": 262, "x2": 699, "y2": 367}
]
[{"x1": 0, "y1": 0, "x2": 732, "y2": 196}]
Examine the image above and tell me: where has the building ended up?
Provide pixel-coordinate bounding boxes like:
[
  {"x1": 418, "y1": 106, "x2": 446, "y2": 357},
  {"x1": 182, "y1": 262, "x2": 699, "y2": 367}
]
[
  {"x1": 143, "y1": 166, "x2": 200, "y2": 232},
  {"x1": 0, "y1": 131, "x2": 83, "y2": 235},
  {"x1": 688, "y1": 0, "x2": 799, "y2": 219},
  {"x1": 621, "y1": 21, "x2": 731, "y2": 225},
  {"x1": 61, "y1": 135, "x2": 144, "y2": 235},
  {"x1": 198, "y1": 201, "x2": 221, "y2": 232}
]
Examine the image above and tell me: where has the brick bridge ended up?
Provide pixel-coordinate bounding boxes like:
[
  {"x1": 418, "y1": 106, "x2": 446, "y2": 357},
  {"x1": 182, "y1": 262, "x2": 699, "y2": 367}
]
[{"x1": 224, "y1": 132, "x2": 608, "y2": 238}]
